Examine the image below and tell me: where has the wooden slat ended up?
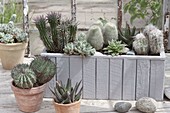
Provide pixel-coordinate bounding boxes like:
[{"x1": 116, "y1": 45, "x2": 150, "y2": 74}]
[
  {"x1": 70, "y1": 57, "x2": 83, "y2": 87},
  {"x1": 123, "y1": 59, "x2": 136, "y2": 100},
  {"x1": 136, "y1": 59, "x2": 150, "y2": 100},
  {"x1": 44, "y1": 57, "x2": 56, "y2": 98},
  {"x1": 150, "y1": 60, "x2": 165, "y2": 100},
  {"x1": 96, "y1": 58, "x2": 109, "y2": 99},
  {"x1": 83, "y1": 58, "x2": 96, "y2": 99},
  {"x1": 57, "y1": 57, "x2": 70, "y2": 83},
  {"x1": 109, "y1": 59, "x2": 123, "y2": 100}
]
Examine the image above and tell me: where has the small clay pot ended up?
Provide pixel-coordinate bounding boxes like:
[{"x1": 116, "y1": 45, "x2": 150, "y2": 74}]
[
  {"x1": 53, "y1": 100, "x2": 81, "y2": 113},
  {"x1": 11, "y1": 81, "x2": 46, "y2": 112}
]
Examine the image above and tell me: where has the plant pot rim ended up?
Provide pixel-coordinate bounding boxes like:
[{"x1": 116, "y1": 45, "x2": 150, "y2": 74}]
[
  {"x1": 0, "y1": 42, "x2": 27, "y2": 46},
  {"x1": 11, "y1": 81, "x2": 47, "y2": 95},
  {"x1": 53, "y1": 99, "x2": 81, "y2": 107}
]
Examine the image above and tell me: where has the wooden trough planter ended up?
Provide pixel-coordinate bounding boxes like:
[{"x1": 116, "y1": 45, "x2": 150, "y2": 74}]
[{"x1": 41, "y1": 51, "x2": 166, "y2": 100}]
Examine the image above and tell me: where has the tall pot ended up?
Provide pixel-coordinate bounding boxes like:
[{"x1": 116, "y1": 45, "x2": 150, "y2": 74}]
[
  {"x1": 0, "y1": 42, "x2": 27, "y2": 70},
  {"x1": 11, "y1": 81, "x2": 46, "y2": 112}
]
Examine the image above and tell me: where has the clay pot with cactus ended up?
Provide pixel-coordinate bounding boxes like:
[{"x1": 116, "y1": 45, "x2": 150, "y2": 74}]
[
  {"x1": 50, "y1": 78, "x2": 83, "y2": 113},
  {"x1": 0, "y1": 14, "x2": 28, "y2": 70},
  {"x1": 11, "y1": 57, "x2": 56, "y2": 112}
]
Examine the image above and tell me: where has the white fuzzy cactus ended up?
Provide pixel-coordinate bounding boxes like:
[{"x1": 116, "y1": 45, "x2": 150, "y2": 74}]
[
  {"x1": 86, "y1": 25, "x2": 104, "y2": 50},
  {"x1": 133, "y1": 33, "x2": 149, "y2": 55},
  {"x1": 143, "y1": 24, "x2": 157, "y2": 38},
  {"x1": 148, "y1": 29, "x2": 164, "y2": 54},
  {"x1": 103, "y1": 22, "x2": 118, "y2": 45}
]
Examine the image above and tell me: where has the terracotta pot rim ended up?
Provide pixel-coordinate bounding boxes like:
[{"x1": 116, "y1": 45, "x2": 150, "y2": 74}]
[
  {"x1": 53, "y1": 99, "x2": 81, "y2": 107},
  {"x1": 11, "y1": 81, "x2": 46, "y2": 94}
]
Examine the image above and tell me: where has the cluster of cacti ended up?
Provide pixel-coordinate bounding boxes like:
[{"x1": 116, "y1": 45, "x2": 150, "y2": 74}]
[
  {"x1": 0, "y1": 14, "x2": 28, "y2": 43},
  {"x1": 118, "y1": 22, "x2": 138, "y2": 50},
  {"x1": 63, "y1": 33, "x2": 96, "y2": 56},
  {"x1": 86, "y1": 18, "x2": 118, "y2": 50},
  {"x1": 11, "y1": 57, "x2": 57, "y2": 89},
  {"x1": 133, "y1": 33, "x2": 149, "y2": 55},
  {"x1": 50, "y1": 78, "x2": 83, "y2": 104},
  {"x1": 35, "y1": 12, "x2": 77, "y2": 53},
  {"x1": 103, "y1": 39, "x2": 126, "y2": 56},
  {"x1": 133, "y1": 24, "x2": 164, "y2": 55},
  {"x1": 11, "y1": 64, "x2": 37, "y2": 89}
]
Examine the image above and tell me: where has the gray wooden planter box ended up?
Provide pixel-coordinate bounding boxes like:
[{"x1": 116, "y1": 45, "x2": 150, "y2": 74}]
[{"x1": 41, "y1": 51, "x2": 166, "y2": 100}]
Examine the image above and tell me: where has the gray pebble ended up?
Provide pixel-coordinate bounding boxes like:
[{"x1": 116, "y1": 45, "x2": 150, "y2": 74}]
[{"x1": 115, "y1": 102, "x2": 132, "y2": 113}]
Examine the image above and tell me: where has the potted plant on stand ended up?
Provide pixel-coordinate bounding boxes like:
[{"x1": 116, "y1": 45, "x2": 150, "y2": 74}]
[
  {"x1": 0, "y1": 14, "x2": 28, "y2": 70},
  {"x1": 11, "y1": 57, "x2": 56, "y2": 112},
  {"x1": 50, "y1": 78, "x2": 83, "y2": 113}
]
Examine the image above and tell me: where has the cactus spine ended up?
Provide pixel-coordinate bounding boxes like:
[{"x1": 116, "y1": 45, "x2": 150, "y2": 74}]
[
  {"x1": 30, "y1": 57, "x2": 56, "y2": 85},
  {"x1": 11, "y1": 64, "x2": 37, "y2": 89},
  {"x1": 133, "y1": 33, "x2": 149, "y2": 55}
]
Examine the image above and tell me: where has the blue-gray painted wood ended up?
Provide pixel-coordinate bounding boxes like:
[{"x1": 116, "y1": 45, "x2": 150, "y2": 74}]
[
  {"x1": 136, "y1": 60, "x2": 150, "y2": 100},
  {"x1": 83, "y1": 58, "x2": 96, "y2": 99},
  {"x1": 123, "y1": 59, "x2": 136, "y2": 100},
  {"x1": 96, "y1": 58, "x2": 109, "y2": 99},
  {"x1": 150, "y1": 60, "x2": 165, "y2": 100},
  {"x1": 109, "y1": 59, "x2": 123, "y2": 100},
  {"x1": 57, "y1": 57, "x2": 69, "y2": 84},
  {"x1": 44, "y1": 57, "x2": 56, "y2": 98}
]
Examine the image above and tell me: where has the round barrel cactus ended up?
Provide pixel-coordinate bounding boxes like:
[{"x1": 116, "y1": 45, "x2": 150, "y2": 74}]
[
  {"x1": 133, "y1": 33, "x2": 149, "y2": 55},
  {"x1": 11, "y1": 64, "x2": 37, "y2": 89},
  {"x1": 30, "y1": 57, "x2": 56, "y2": 85}
]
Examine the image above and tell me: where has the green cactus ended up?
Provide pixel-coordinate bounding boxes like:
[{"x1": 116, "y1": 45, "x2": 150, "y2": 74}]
[
  {"x1": 103, "y1": 40, "x2": 126, "y2": 56},
  {"x1": 118, "y1": 22, "x2": 138, "y2": 50},
  {"x1": 11, "y1": 64, "x2": 37, "y2": 89},
  {"x1": 50, "y1": 78, "x2": 83, "y2": 104},
  {"x1": 30, "y1": 57, "x2": 57, "y2": 85},
  {"x1": 133, "y1": 33, "x2": 149, "y2": 55},
  {"x1": 103, "y1": 22, "x2": 118, "y2": 45},
  {"x1": 86, "y1": 25, "x2": 104, "y2": 50},
  {"x1": 63, "y1": 33, "x2": 96, "y2": 56}
]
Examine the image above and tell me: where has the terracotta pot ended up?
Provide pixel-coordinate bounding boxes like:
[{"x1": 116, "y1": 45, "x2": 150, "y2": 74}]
[
  {"x1": 11, "y1": 81, "x2": 46, "y2": 113},
  {"x1": 0, "y1": 42, "x2": 27, "y2": 70},
  {"x1": 53, "y1": 100, "x2": 81, "y2": 113}
]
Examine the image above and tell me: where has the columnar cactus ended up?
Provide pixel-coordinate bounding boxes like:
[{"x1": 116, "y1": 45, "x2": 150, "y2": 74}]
[
  {"x1": 148, "y1": 29, "x2": 164, "y2": 54},
  {"x1": 30, "y1": 57, "x2": 56, "y2": 85},
  {"x1": 11, "y1": 64, "x2": 37, "y2": 89},
  {"x1": 86, "y1": 25, "x2": 104, "y2": 50},
  {"x1": 103, "y1": 22, "x2": 118, "y2": 45},
  {"x1": 133, "y1": 33, "x2": 149, "y2": 55}
]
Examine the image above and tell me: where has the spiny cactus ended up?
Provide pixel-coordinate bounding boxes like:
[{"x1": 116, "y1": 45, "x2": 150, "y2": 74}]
[
  {"x1": 63, "y1": 33, "x2": 96, "y2": 56},
  {"x1": 50, "y1": 78, "x2": 83, "y2": 104},
  {"x1": 103, "y1": 40, "x2": 126, "y2": 56},
  {"x1": 148, "y1": 29, "x2": 164, "y2": 54},
  {"x1": 30, "y1": 57, "x2": 56, "y2": 85},
  {"x1": 133, "y1": 33, "x2": 149, "y2": 55},
  {"x1": 143, "y1": 24, "x2": 157, "y2": 38},
  {"x1": 86, "y1": 25, "x2": 104, "y2": 50},
  {"x1": 11, "y1": 64, "x2": 37, "y2": 89},
  {"x1": 103, "y1": 22, "x2": 118, "y2": 45}
]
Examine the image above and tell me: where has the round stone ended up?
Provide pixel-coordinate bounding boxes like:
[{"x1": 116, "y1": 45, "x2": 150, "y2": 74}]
[
  {"x1": 136, "y1": 97, "x2": 157, "y2": 113},
  {"x1": 126, "y1": 51, "x2": 135, "y2": 55},
  {"x1": 165, "y1": 87, "x2": 170, "y2": 99},
  {"x1": 115, "y1": 102, "x2": 132, "y2": 113}
]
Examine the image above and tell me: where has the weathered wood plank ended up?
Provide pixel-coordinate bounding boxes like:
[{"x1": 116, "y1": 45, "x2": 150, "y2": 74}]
[
  {"x1": 96, "y1": 58, "x2": 109, "y2": 99},
  {"x1": 123, "y1": 59, "x2": 136, "y2": 100},
  {"x1": 83, "y1": 58, "x2": 96, "y2": 99},
  {"x1": 136, "y1": 60, "x2": 150, "y2": 100},
  {"x1": 150, "y1": 60, "x2": 165, "y2": 100},
  {"x1": 44, "y1": 57, "x2": 56, "y2": 97},
  {"x1": 70, "y1": 57, "x2": 83, "y2": 87},
  {"x1": 57, "y1": 57, "x2": 70, "y2": 83},
  {"x1": 109, "y1": 59, "x2": 123, "y2": 100}
]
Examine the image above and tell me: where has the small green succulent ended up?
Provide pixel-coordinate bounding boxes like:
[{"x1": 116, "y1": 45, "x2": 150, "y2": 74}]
[
  {"x1": 103, "y1": 40, "x2": 126, "y2": 56},
  {"x1": 50, "y1": 78, "x2": 83, "y2": 104}
]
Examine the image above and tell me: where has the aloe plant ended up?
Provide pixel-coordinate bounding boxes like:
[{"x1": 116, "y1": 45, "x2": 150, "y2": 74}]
[
  {"x1": 50, "y1": 78, "x2": 83, "y2": 104},
  {"x1": 118, "y1": 22, "x2": 138, "y2": 50}
]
